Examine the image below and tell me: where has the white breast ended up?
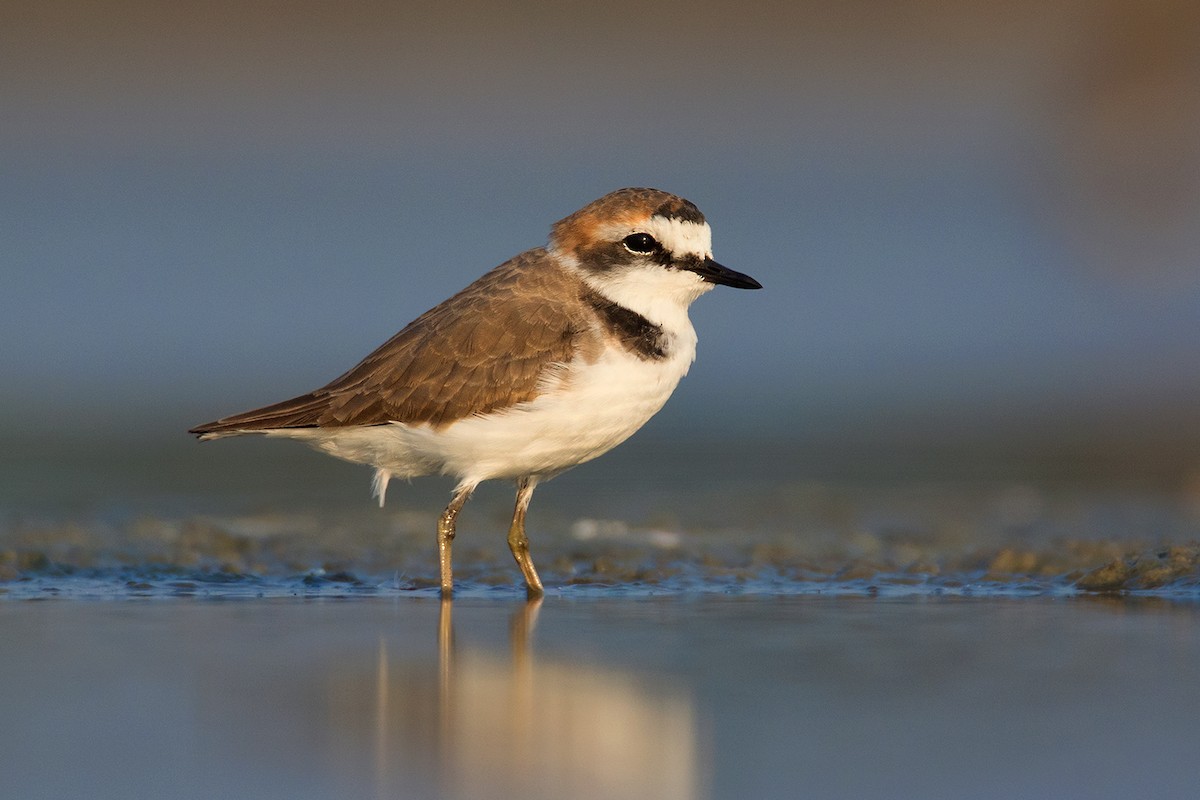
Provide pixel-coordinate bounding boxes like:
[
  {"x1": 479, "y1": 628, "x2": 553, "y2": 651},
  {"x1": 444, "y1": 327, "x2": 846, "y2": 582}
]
[{"x1": 408, "y1": 325, "x2": 697, "y2": 482}]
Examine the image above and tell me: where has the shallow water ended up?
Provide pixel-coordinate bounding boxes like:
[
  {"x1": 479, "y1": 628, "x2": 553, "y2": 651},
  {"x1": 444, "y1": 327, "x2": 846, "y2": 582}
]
[
  {"x1": 3, "y1": 436, "x2": 1200, "y2": 798},
  {"x1": 4, "y1": 436, "x2": 1200, "y2": 597},
  {"x1": 3, "y1": 595, "x2": 1199, "y2": 800}
]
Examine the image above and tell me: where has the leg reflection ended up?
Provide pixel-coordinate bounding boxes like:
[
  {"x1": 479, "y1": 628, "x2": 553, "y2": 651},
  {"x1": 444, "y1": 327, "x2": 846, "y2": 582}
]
[
  {"x1": 507, "y1": 598, "x2": 541, "y2": 782},
  {"x1": 368, "y1": 597, "x2": 701, "y2": 800},
  {"x1": 437, "y1": 597, "x2": 456, "y2": 790}
]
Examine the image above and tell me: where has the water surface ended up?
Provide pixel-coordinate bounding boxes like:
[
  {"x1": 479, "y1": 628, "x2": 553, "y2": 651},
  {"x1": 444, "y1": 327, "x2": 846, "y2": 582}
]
[
  {"x1": 3, "y1": 437, "x2": 1199, "y2": 798},
  {"x1": 2, "y1": 596, "x2": 1198, "y2": 800}
]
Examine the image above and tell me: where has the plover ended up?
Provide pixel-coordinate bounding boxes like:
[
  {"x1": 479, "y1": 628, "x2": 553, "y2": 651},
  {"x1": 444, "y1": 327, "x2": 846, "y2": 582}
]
[{"x1": 190, "y1": 187, "x2": 761, "y2": 596}]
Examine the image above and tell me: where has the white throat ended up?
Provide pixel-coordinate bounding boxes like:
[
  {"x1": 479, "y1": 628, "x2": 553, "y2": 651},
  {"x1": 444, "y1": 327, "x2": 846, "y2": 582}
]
[{"x1": 581, "y1": 264, "x2": 712, "y2": 332}]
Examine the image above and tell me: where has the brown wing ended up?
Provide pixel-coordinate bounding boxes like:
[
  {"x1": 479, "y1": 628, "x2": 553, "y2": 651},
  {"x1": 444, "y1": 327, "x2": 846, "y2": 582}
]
[{"x1": 190, "y1": 249, "x2": 593, "y2": 437}]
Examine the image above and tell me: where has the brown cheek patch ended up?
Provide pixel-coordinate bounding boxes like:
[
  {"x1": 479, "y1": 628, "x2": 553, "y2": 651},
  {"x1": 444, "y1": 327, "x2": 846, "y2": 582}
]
[{"x1": 573, "y1": 239, "x2": 632, "y2": 273}]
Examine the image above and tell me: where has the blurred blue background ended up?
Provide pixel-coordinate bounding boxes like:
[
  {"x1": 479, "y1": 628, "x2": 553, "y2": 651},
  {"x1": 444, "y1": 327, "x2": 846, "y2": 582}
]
[{"x1": 3, "y1": 0, "x2": 1199, "y2": 480}]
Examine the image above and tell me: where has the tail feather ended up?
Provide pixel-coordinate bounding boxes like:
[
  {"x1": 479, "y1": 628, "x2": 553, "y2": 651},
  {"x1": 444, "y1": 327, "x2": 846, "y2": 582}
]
[{"x1": 188, "y1": 392, "x2": 330, "y2": 439}]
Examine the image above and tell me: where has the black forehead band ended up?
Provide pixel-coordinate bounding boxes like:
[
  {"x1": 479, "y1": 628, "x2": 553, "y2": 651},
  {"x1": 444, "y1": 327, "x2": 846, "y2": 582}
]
[{"x1": 652, "y1": 198, "x2": 706, "y2": 225}]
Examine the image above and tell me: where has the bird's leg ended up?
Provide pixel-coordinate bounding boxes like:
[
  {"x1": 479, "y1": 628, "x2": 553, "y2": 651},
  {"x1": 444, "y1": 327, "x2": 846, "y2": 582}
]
[
  {"x1": 508, "y1": 477, "x2": 544, "y2": 598},
  {"x1": 438, "y1": 484, "x2": 474, "y2": 598}
]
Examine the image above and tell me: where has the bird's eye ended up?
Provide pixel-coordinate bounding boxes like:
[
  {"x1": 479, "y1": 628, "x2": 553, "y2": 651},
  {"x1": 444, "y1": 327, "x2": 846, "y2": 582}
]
[{"x1": 622, "y1": 233, "x2": 659, "y2": 254}]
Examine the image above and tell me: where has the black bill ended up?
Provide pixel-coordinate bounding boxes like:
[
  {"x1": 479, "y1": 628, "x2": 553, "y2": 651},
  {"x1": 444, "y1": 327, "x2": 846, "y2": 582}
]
[{"x1": 686, "y1": 258, "x2": 763, "y2": 290}]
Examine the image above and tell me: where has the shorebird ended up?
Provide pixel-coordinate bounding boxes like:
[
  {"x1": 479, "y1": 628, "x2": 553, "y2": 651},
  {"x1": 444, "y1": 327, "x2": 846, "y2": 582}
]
[{"x1": 190, "y1": 187, "x2": 761, "y2": 596}]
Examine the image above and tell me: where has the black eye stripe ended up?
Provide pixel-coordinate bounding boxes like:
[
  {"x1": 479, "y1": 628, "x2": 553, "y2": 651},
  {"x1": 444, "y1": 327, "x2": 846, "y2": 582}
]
[{"x1": 622, "y1": 233, "x2": 659, "y2": 254}]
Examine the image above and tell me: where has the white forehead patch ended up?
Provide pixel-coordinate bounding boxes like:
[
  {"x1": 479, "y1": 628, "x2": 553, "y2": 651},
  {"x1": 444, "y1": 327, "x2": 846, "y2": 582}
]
[{"x1": 639, "y1": 216, "x2": 713, "y2": 259}]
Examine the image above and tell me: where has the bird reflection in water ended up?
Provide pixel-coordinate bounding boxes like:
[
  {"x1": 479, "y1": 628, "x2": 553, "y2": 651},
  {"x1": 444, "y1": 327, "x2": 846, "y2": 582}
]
[{"x1": 363, "y1": 599, "x2": 704, "y2": 800}]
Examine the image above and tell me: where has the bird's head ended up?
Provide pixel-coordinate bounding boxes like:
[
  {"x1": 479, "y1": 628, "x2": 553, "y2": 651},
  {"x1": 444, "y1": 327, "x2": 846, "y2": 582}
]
[{"x1": 549, "y1": 188, "x2": 761, "y2": 311}]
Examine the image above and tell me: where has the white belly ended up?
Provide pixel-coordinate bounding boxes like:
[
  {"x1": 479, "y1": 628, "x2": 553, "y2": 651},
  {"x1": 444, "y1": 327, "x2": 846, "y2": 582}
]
[{"x1": 283, "y1": 336, "x2": 696, "y2": 485}]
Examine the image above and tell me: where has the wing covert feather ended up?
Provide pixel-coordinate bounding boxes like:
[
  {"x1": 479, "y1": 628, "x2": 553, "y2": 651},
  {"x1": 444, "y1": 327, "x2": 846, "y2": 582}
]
[{"x1": 190, "y1": 249, "x2": 593, "y2": 436}]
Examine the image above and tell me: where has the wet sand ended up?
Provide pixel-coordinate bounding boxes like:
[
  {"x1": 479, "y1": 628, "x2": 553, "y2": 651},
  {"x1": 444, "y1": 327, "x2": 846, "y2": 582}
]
[
  {"x1": 5, "y1": 437, "x2": 1200, "y2": 597},
  {"x1": 2, "y1": 595, "x2": 1198, "y2": 800}
]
